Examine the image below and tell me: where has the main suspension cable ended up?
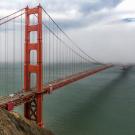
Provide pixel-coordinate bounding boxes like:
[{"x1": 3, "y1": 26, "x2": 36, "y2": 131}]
[
  {"x1": 0, "y1": 8, "x2": 24, "y2": 21},
  {"x1": 41, "y1": 6, "x2": 102, "y2": 64}
]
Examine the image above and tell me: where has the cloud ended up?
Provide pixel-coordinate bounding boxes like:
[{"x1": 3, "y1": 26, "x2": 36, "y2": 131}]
[
  {"x1": 79, "y1": 0, "x2": 122, "y2": 14},
  {"x1": 104, "y1": 0, "x2": 135, "y2": 25},
  {"x1": 62, "y1": 0, "x2": 135, "y2": 64},
  {"x1": 0, "y1": 0, "x2": 124, "y2": 30},
  {"x1": 115, "y1": 0, "x2": 135, "y2": 11},
  {"x1": 1, "y1": 0, "x2": 135, "y2": 64},
  {"x1": 110, "y1": 18, "x2": 135, "y2": 25},
  {"x1": 43, "y1": 0, "x2": 123, "y2": 30},
  {"x1": 67, "y1": 24, "x2": 135, "y2": 64}
]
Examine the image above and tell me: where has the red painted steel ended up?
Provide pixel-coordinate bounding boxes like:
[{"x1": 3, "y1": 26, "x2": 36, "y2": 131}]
[
  {"x1": 24, "y1": 5, "x2": 43, "y2": 128},
  {"x1": 44, "y1": 64, "x2": 113, "y2": 94},
  {"x1": 0, "y1": 65, "x2": 113, "y2": 110},
  {"x1": 7, "y1": 102, "x2": 14, "y2": 111},
  {"x1": 0, "y1": 5, "x2": 114, "y2": 128}
]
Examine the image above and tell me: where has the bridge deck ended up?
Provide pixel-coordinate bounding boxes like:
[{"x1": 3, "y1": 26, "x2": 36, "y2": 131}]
[{"x1": 0, "y1": 65, "x2": 113, "y2": 110}]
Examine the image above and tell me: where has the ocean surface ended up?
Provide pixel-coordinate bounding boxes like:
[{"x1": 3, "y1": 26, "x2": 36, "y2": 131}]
[
  {"x1": 2, "y1": 65, "x2": 135, "y2": 135},
  {"x1": 43, "y1": 66, "x2": 135, "y2": 135}
]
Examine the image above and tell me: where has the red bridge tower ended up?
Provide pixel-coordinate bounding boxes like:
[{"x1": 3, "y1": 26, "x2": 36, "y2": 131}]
[{"x1": 24, "y1": 5, "x2": 43, "y2": 128}]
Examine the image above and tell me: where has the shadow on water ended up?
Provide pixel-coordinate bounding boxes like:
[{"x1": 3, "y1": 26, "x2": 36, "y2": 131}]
[{"x1": 62, "y1": 67, "x2": 132, "y2": 132}]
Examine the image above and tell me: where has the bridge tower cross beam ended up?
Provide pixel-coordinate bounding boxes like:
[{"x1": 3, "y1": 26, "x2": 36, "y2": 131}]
[{"x1": 24, "y1": 5, "x2": 43, "y2": 128}]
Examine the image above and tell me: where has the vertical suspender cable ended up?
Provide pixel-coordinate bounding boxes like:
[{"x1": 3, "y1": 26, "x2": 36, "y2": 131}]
[
  {"x1": 52, "y1": 22, "x2": 54, "y2": 81},
  {"x1": 43, "y1": 24, "x2": 45, "y2": 83},
  {"x1": 7, "y1": 17, "x2": 9, "y2": 94},
  {"x1": 13, "y1": 18, "x2": 15, "y2": 92},
  {"x1": 4, "y1": 22, "x2": 7, "y2": 94},
  {"x1": 48, "y1": 18, "x2": 51, "y2": 82},
  {"x1": 21, "y1": 11, "x2": 23, "y2": 89},
  {"x1": 56, "y1": 27, "x2": 58, "y2": 79},
  {"x1": 0, "y1": 25, "x2": 1, "y2": 95},
  {"x1": 46, "y1": 26, "x2": 49, "y2": 83}
]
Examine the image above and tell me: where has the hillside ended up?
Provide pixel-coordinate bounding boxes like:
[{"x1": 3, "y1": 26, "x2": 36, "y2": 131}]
[{"x1": 0, "y1": 109, "x2": 54, "y2": 135}]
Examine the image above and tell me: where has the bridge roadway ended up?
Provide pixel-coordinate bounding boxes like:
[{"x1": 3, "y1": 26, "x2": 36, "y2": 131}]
[{"x1": 0, "y1": 64, "x2": 113, "y2": 110}]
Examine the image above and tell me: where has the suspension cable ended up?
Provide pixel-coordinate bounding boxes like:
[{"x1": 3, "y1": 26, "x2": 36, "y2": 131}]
[
  {"x1": 42, "y1": 22, "x2": 92, "y2": 64},
  {"x1": 0, "y1": 12, "x2": 25, "y2": 26},
  {"x1": 0, "y1": 8, "x2": 24, "y2": 21},
  {"x1": 21, "y1": 10, "x2": 23, "y2": 89},
  {"x1": 34, "y1": 13, "x2": 93, "y2": 65},
  {"x1": 41, "y1": 6, "x2": 102, "y2": 64}
]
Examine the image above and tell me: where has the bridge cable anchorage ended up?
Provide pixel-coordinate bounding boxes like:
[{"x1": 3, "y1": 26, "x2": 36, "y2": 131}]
[{"x1": 41, "y1": 6, "x2": 102, "y2": 64}]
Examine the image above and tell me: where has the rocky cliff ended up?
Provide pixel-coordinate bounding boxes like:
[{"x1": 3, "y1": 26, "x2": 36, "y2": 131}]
[{"x1": 0, "y1": 109, "x2": 54, "y2": 135}]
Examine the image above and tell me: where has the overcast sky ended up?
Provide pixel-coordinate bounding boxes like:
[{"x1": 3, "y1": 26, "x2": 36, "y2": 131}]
[{"x1": 0, "y1": 0, "x2": 135, "y2": 64}]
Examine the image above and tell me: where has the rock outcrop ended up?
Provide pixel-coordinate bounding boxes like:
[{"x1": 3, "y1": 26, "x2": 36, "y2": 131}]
[{"x1": 0, "y1": 109, "x2": 54, "y2": 135}]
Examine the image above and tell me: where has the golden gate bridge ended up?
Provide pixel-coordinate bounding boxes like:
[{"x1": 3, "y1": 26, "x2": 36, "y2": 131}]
[{"x1": 0, "y1": 4, "x2": 116, "y2": 127}]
